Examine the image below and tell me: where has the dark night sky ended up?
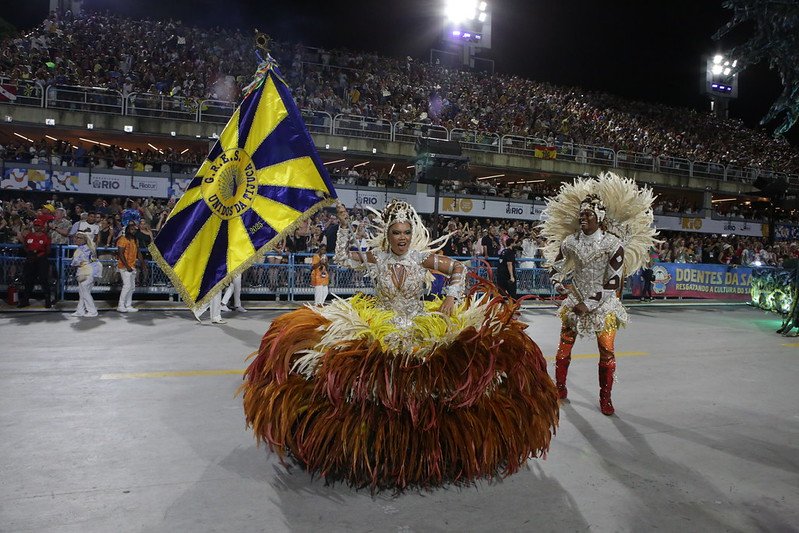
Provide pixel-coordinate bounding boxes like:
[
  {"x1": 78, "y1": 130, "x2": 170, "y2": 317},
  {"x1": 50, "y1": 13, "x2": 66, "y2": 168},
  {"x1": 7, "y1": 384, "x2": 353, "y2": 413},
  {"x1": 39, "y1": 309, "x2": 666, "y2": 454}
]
[{"x1": 6, "y1": 0, "x2": 793, "y2": 142}]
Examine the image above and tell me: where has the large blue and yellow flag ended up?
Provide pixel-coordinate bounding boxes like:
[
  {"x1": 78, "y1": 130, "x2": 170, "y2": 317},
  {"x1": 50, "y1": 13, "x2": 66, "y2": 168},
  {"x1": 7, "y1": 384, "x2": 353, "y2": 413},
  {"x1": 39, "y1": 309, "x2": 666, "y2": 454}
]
[{"x1": 150, "y1": 59, "x2": 337, "y2": 310}]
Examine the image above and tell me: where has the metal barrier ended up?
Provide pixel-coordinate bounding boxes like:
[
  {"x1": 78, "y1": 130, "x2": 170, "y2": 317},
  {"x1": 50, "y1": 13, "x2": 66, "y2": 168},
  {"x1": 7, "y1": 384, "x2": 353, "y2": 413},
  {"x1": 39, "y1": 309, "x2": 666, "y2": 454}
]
[
  {"x1": 393, "y1": 122, "x2": 449, "y2": 144},
  {"x1": 45, "y1": 85, "x2": 123, "y2": 115},
  {"x1": 557, "y1": 142, "x2": 616, "y2": 166},
  {"x1": 301, "y1": 109, "x2": 334, "y2": 135},
  {"x1": 656, "y1": 155, "x2": 691, "y2": 176},
  {"x1": 126, "y1": 93, "x2": 198, "y2": 121},
  {"x1": 499, "y1": 135, "x2": 548, "y2": 157},
  {"x1": 0, "y1": 79, "x2": 45, "y2": 108},
  {"x1": 450, "y1": 128, "x2": 501, "y2": 153},
  {"x1": 333, "y1": 114, "x2": 392, "y2": 141},
  {"x1": 616, "y1": 150, "x2": 656, "y2": 172},
  {"x1": 0, "y1": 245, "x2": 561, "y2": 303},
  {"x1": 198, "y1": 99, "x2": 237, "y2": 124},
  {"x1": 691, "y1": 161, "x2": 726, "y2": 180}
]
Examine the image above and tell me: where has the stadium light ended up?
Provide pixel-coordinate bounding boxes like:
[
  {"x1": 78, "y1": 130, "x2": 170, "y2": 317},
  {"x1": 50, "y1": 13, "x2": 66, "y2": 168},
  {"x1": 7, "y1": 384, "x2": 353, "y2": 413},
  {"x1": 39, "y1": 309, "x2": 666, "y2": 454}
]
[
  {"x1": 713, "y1": 54, "x2": 723, "y2": 64},
  {"x1": 712, "y1": 64, "x2": 723, "y2": 75},
  {"x1": 445, "y1": 0, "x2": 479, "y2": 24}
]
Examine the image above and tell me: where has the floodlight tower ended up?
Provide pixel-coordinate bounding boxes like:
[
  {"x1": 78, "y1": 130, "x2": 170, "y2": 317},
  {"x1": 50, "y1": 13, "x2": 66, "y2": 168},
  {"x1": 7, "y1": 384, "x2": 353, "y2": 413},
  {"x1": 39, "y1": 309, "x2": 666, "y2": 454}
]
[
  {"x1": 439, "y1": 0, "x2": 493, "y2": 72},
  {"x1": 702, "y1": 53, "x2": 739, "y2": 119}
]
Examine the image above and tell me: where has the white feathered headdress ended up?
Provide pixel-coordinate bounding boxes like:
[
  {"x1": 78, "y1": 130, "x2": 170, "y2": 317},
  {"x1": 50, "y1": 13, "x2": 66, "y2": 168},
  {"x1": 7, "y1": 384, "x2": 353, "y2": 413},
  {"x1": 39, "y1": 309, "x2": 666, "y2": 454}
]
[
  {"x1": 363, "y1": 199, "x2": 449, "y2": 254},
  {"x1": 541, "y1": 172, "x2": 658, "y2": 275}
]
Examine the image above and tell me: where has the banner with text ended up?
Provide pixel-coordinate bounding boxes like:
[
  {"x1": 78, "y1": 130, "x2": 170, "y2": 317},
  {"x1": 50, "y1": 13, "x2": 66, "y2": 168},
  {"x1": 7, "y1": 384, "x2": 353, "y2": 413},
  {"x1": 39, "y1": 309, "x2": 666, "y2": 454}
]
[
  {"x1": 1, "y1": 167, "x2": 171, "y2": 198},
  {"x1": 439, "y1": 196, "x2": 546, "y2": 221},
  {"x1": 629, "y1": 262, "x2": 753, "y2": 300},
  {"x1": 652, "y1": 214, "x2": 765, "y2": 237}
]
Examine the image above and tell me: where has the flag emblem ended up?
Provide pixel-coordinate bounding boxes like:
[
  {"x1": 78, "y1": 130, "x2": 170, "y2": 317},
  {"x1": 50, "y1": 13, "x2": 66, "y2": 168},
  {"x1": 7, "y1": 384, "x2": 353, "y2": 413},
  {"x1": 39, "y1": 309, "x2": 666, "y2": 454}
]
[{"x1": 151, "y1": 64, "x2": 337, "y2": 310}]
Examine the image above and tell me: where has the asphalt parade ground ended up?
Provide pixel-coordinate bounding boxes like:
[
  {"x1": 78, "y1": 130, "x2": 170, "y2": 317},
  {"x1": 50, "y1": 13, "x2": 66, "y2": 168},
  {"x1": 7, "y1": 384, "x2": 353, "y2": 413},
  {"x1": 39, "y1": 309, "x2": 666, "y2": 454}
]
[{"x1": 1, "y1": 303, "x2": 797, "y2": 532}]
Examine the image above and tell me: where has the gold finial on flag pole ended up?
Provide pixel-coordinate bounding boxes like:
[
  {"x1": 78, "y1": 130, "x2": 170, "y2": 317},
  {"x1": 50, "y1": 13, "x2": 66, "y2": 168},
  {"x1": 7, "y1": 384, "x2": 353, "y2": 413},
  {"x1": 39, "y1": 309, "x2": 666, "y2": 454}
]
[{"x1": 255, "y1": 30, "x2": 271, "y2": 54}]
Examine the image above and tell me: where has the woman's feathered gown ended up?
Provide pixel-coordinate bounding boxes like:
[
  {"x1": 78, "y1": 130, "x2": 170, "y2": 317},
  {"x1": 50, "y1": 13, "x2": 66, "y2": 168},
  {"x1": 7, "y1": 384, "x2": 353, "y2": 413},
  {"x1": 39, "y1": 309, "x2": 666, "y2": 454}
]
[{"x1": 240, "y1": 250, "x2": 559, "y2": 490}]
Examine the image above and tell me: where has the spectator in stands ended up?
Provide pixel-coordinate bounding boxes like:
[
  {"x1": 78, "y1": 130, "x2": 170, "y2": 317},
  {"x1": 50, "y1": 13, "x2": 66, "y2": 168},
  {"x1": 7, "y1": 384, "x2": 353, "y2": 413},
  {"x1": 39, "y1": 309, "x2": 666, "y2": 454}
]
[{"x1": 3, "y1": 11, "x2": 799, "y2": 174}]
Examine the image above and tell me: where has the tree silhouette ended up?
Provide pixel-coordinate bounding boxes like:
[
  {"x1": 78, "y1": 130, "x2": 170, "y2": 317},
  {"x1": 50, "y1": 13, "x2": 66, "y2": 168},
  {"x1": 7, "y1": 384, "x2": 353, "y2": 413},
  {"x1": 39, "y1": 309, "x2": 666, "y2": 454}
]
[{"x1": 715, "y1": 0, "x2": 799, "y2": 136}]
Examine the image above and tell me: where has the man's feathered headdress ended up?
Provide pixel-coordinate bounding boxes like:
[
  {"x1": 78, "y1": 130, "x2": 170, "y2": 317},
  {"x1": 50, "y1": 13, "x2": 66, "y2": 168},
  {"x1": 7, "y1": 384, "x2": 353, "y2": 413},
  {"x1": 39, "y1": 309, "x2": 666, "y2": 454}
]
[{"x1": 541, "y1": 172, "x2": 658, "y2": 274}]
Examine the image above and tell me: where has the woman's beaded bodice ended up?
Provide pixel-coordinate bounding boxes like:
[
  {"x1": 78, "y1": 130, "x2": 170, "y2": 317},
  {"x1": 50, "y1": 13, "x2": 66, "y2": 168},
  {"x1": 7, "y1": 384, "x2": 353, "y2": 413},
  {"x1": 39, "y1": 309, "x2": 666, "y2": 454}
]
[{"x1": 369, "y1": 250, "x2": 430, "y2": 329}]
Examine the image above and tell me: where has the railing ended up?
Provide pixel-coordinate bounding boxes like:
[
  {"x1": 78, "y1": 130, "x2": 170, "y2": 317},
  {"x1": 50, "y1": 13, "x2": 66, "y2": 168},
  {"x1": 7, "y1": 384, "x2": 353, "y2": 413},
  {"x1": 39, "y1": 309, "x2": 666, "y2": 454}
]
[
  {"x1": 616, "y1": 150, "x2": 656, "y2": 172},
  {"x1": 3, "y1": 80, "x2": 798, "y2": 184},
  {"x1": 198, "y1": 99, "x2": 237, "y2": 124},
  {"x1": 450, "y1": 128, "x2": 501, "y2": 153},
  {"x1": 691, "y1": 161, "x2": 726, "y2": 180},
  {"x1": 656, "y1": 155, "x2": 691, "y2": 176},
  {"x1": 126, "y1": 93, "x2": 198, "y2": 121},
  {"x1": 393, "y1": 122, "x2": 448, "y2": 144},
  {"x1": 45, "y1": 85, "x2": 124, "y2": 115},
  {"x1": 557, "y1": 142, "x2": 616, "y2": 166},
  {"x1": 300, "y1": 109, "x2": 333, "y2": 135},
  {"x1": 333, "y1": 114, "x2": 392, "y2": 141},
  {"x1": 499, "y1": 135, "x2": 549, "y2": 157},
  {"x1": 0, "y1": 79, "x2": 45, "y2": 107},
  {"x1": 0, "y1": 245, "x2": 564, "y2": 303}
]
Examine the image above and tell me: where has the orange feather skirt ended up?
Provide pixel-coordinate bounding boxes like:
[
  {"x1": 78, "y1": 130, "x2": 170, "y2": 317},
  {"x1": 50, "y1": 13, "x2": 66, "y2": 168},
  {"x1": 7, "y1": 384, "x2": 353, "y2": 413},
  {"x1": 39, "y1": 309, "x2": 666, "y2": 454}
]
[{"x1": 240, "y1": 291, "x2": 559, "y2": 491}]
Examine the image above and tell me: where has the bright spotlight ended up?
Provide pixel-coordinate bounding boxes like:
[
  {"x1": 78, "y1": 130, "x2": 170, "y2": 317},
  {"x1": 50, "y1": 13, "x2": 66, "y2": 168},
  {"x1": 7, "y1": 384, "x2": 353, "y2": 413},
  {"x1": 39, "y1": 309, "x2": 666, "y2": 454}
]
[
  {"x1": 712, "y1": 64, "x2": 723, "y2": 75},
  {"x1": 478, "y1": 12, "x2": 487, "y2": 22},
  {"x1": 445, "y1": 0, "x2": 478, "y2": 23},
  {"x1": 723, "y1": 67, "x2": 731, "y2": 76},
  {"x1": 732, "y1": 59, "x2": 738, "y2": 67},
  {"x1": 479, "y1": 1, "x2": 487, "y2": 10},
  {"x1": 713, "y1": 54, "x2": 723, "y2": 64}
]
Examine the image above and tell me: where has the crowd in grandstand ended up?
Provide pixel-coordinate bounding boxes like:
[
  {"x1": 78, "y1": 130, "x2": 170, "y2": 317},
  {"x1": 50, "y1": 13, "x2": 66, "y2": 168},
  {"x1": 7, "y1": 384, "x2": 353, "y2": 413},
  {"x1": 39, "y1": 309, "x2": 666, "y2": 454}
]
[
  {"x1": 2, "y1": 192, "x2": 798, "y2": 269},
  {"x1": 0, "y1": 138, "x2": 206, "y2": 173},
  {"x1": 327, "y1": 165, "x2": 411, "y2": 189},
  {"x1": 2, "y1": 11, "x2": 798, "y2": 176}
]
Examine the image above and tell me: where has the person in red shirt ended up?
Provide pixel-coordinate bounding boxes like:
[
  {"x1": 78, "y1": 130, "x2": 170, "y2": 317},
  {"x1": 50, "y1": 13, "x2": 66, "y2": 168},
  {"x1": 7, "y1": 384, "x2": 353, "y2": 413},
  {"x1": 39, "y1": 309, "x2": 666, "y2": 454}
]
[{"x1": 17, "y1": 217, "x2": 52, "y2": 308}]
